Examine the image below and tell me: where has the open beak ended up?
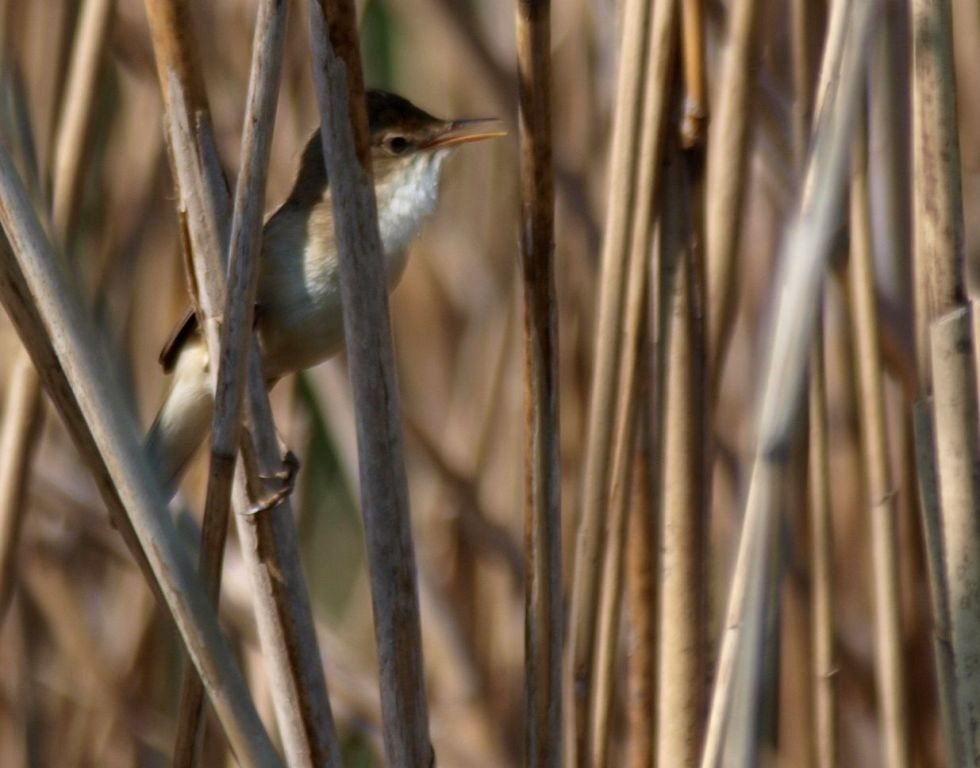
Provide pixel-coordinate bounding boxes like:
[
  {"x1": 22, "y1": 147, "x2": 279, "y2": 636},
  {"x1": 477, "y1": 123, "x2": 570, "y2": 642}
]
[{"x1": 423, "y1": 118, "x2": 507, "y2": 149}]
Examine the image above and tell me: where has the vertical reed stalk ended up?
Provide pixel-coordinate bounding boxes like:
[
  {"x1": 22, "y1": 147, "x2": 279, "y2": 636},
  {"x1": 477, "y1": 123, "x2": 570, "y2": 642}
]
[
  {"x1": 808, "y1": 327, "x2": 837, "y2": 768},
  {"x1": 847, "y1": 104, "x2": 909, "y2": 768},
  {"x1": 307, "y1": 1, "x2": 431, "y2": 763},
  {"x1": 928, "y1": 310, "x2": 980, "y2": 763},
  {"x1": 0, "y1": 355, "x2": 42, "y2": 617},
  {"x1": 912, "y1": 401, "x2": 963, "y2": 767},
  {"x1": 910, "y1": 0, "x2": 966, "y2": 388},
  {"x1": 565, "y1": 0, "x2": 652, "y2": 759},
  {"x1": 657, "y1": 135, "x2": 707, "y2": 767},
  {"x1": 589, "y1": 0, "x2": 676, "y2": 759},
  {"x1": 145, "y1": 2, "x2": 339, "y2": 764},
  {"x1": 704, "y1": 0, "x2": 761, "y2": 385},
  {"x1": 625, "y1": 412, "x2": 655, "y2": 768},
  {"x1": 516, "y1": 0, "x2": 562, "y2": 764},
  {"x1": 171, "y1": 1, "x2": 320, "y2": 764}
]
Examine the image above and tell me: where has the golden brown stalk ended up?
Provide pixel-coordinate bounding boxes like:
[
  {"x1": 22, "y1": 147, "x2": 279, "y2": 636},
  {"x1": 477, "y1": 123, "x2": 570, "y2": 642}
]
[
  {"x1": 564, "y1": 0, "x2": 653, "y2": 760},
  {"x1": 808, "y1": 329, "x2": 837, "y2": 768},
  {"x1": 847, "y1": 106, "x2": 909, "y2": 768},
  {"x1": 589, "y1": 0, "x2": 677, "y2": 758},
  {"x1": 704, "y1": 0, "x2": 762, "y2": 389}
]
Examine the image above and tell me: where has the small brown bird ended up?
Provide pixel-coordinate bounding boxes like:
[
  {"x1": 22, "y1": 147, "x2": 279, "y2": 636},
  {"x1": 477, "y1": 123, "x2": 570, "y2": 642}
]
[{"x1": 146, "y1": 91, "x2": 505, "y2": 490}]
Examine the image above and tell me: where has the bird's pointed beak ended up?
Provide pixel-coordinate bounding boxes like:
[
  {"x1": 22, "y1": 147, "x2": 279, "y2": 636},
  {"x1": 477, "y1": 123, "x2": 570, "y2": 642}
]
[{"x1": 422, "y1": 118, "x2": 507, "y2": 149}]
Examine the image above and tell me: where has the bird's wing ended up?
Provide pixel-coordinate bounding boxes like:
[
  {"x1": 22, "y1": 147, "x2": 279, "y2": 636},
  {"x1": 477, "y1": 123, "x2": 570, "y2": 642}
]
[{"x1": 158, "y1": 306, "x2": 198, "y2": 372}]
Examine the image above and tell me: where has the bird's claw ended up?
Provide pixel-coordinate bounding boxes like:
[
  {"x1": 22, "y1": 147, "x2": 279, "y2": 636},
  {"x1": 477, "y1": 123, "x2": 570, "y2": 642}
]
[{"x1": 247, "y1": 450, "x2": 300, "y2": 515}]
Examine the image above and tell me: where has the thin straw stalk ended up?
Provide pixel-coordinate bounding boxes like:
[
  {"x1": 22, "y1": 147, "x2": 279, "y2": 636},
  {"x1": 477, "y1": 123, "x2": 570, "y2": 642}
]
[
  {"x1": 515, "y1": 0, "x2": 562, "y2": 764},
  {"x1": 307, "y1": 1, "x2": 431, "y2": 763},
  {"x1": 565, "y1": 0, "x2": 653, "y2": 759},
  {"x1": 0, "y1": 355, "x2": 42, "y2": 617},
  {"x1": 625, "y1": 412, "x2": 655, "y2": 768},
  {"x1": 704, "y1": 0, "x2": 762, "y2": 386},
  {"x1": 0, "y1": 143, "x2": 280, "y2": 768},
  {"x1": 847, "y1": 106, "x2": 909, "y2": 767},
  {"x1": 808, "y1": 328, "x2": 837, "y2": 768},
  {"x1": 588, "y1": 0, "x2": 676, "y2": 758},
  {"x1": 928, "y1": 309, "x2": 980, "y2": 763},
  {"x1": 699, "y1": 5, "x2": 875, "y2": 764},
  {"x1": 144, "y1": 2, "x2": 339, "y2": 764}
]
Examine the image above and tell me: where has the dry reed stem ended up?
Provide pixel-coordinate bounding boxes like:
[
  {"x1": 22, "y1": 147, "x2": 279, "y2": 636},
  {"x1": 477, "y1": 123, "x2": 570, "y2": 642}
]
[
  {"x1": 588, "y1": 0, "x2": 676, "y2": 758},
  {"x1": 911, "y1": 0, "x2": 966, "y2": 389},
  {"x1": 51, "y1": 0, "x2": 113, "y2": 237},
  {"x1": 789, "y1": 0, "x2": 813, "y2": 168},
  {"x1": 912, "y1": 399, "x2": 963, "y2": 767},
  {"x1": 699, "y1": 5, "x2": 875, "y2": 764},
  {"x1": 0, "y1": 356, "x2": 42, "y2": 618},
  {"x1": 515, "y1": 1, "x2": 562, "y2": 762},
  {"x1": 808, "y1": 329, "x2": 837, "y2": 768},
  {"x1": 704, "y1": 0, "x2": 761, "y2": 388},
  {"x1": 145, "y1": 2, "x2": 339, "y2": 764},
  {"x1": 929, "y1": 308, "x2": 980, "y2": 764},
  {"x1": 679, "y1": 0, "x2": 707, "y2": 148},
  {"x1": 847, "y1": 107, "x2": 909, "y2": 767},
  {"x1": 0, "y1": 143, "x2": 280, "y2": 767},
  {"x1": 656, "y1": 138, "x2": 707, "y2": 767},
  {"x1": 0, "y1": 0, "x2": 111, "y2": 629},
  {"x1": 307, "y1": 1, "x2": 431, "y2": 763},
  {"x1": 564, "y1": 0, "x2": 652, "y2": 759},
  {"x1": 625, "y1": 414, "x2": 655, "y2": 768},
  {"x1": 171, "y1": 0, "x2": 305, "y2": 763}
]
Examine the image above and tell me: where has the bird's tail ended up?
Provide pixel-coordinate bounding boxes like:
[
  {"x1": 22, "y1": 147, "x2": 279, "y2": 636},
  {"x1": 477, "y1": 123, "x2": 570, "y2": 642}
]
[{"x1": 144, "y1": 342, "x2": 213, "y2": 498}]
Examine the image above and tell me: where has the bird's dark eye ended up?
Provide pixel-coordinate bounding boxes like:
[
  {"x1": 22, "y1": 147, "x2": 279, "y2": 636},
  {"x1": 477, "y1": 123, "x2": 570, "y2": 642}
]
[{"x1": 386, "y1": 135, "x2": 409, "y2": 154}]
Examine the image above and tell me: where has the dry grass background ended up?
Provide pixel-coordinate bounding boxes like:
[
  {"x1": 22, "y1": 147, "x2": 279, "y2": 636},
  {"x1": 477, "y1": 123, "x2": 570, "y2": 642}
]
[{"x1": 0, "y1": 0, "x2": 978, "y2": 765}]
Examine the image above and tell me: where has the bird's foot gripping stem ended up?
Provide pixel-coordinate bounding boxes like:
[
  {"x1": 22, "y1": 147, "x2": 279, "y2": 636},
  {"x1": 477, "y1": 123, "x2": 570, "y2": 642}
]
[{"x1": 245, "y1": 447, "x2": 301, "y2": 515}]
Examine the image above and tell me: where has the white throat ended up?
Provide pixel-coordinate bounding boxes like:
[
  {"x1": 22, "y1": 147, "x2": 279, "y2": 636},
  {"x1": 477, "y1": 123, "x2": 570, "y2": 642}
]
[{"x1": 376, "y1": 149, "x2": 451, "y2": 258}]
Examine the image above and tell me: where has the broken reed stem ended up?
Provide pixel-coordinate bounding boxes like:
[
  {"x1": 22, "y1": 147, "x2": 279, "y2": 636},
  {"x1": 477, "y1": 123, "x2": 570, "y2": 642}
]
[
  {"x1": 656, "y1": 137, "x2": 707, "y2": 767},
  {"x1": 808, "y1": 324, "x2": 837, "y2": 768},
  {"x1": 699, "y1": 5, "x2": 875, "y2": 764},
  {"x1": 515, "y1": 0, "x2": 562, "y2": 764},
  {"x1": 911, "y1": 0, "x2": 966, "y2": 389},
  {"x1": 704, "y1": 0, "x2": 761, "y2": 389},
  {"x1": 0, "y1": 0, "x2": 111, "y2": 628},
  {"x1": 589, "y1": 0, "x2": 676, "y2": 759},
  {"x1": 145, "y1": 1, "x2": 339, "y2": 764},
  {"x1": 171, "y1": 1, "x2": 313, "y2": 764},
  {"x1": 307, "y1": 1, "x2": 431, "y2": 764},
  {"x1": 0, "y1": 355, "x2": 43, "y2": 619},
  {"x1": 847, "y1": 106, "x2": 909, "y2": 768},
  {"x1": 911, "y1": 400, "x2": 963, "y2": 767},
  {"x1": 0, "y1": 142, "x2": 280, "y2": 768},
  {"x1": 929, "y1": 309, "x2": 980, "y2": 763},
  {"x1": 564, "y1": 0, "x2": 652, "y2": 759},
  {"x1": 679, "y1": 0, "x2": 706, "y2": 148}
]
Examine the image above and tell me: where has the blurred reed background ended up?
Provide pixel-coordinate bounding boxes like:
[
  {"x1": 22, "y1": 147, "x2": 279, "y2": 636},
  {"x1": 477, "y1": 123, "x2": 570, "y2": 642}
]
[{"x1": 0, "y1": 0, "x2": 978, "y2": 765}]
